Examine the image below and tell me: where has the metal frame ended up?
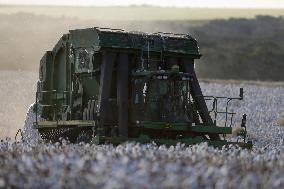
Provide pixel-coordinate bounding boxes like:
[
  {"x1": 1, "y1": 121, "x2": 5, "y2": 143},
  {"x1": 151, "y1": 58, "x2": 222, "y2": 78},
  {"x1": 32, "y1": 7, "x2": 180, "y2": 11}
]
[{"x1": 35, "y1": 90, "x2": 70, "y2": 124}]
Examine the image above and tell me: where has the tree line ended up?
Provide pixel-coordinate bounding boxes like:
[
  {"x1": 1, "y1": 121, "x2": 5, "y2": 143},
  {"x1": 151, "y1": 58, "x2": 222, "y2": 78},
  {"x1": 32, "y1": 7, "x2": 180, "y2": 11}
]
[{"x1": 0, "y1": 13, "x2": 283, "y2": 81}]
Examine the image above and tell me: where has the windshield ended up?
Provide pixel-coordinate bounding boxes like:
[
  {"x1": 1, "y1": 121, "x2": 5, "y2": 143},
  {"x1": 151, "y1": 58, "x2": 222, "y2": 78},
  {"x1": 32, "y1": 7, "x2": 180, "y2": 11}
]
[{"x1": 133, "y1": 74, "x2": 192, "y2": 123}]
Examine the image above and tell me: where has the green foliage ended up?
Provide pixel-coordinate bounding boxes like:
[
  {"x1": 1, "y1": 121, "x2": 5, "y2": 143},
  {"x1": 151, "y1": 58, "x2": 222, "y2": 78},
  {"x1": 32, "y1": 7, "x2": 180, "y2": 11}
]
[{"x1": 194, "y1": 16, "x2": 284, "y2": 81}]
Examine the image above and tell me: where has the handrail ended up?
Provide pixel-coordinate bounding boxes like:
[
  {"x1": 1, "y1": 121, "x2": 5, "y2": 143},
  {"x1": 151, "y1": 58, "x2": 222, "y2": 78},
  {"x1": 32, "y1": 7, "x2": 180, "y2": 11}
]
[{"x1": 198, "y1": 94, "x2": 242, "y2": 128}]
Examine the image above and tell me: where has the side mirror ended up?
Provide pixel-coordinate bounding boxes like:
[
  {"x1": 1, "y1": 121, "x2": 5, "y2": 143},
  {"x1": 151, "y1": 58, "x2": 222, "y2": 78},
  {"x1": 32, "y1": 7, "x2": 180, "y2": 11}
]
[{"x1": 239, "y1": 88, "x2": 244, "y2": 100}]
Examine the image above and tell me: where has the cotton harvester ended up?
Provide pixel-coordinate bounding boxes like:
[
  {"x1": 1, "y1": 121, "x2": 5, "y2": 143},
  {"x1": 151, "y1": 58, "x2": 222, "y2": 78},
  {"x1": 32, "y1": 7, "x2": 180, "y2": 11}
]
[{"x1": 33, "y1": 27, "x2": 252, "y2": 147}]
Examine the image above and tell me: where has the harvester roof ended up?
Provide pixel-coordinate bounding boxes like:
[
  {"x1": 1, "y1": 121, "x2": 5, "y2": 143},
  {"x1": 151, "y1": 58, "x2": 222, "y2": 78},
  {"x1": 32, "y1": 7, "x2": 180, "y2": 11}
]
[{"x1": 68, "y1": 27, "x2": 201, "y2": 58}]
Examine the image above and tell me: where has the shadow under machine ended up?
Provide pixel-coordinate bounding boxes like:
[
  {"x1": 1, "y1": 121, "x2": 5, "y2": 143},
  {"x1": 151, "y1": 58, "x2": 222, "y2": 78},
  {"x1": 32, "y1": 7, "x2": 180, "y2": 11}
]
[{"x1": 34, "y1": 27, "x2": 252, "y2": 147}]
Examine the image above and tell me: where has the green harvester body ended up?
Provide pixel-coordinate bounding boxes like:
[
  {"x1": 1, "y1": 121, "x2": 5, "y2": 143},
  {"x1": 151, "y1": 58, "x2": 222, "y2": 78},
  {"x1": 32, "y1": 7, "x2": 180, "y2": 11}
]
[{"x1": 34, "y1": 27, "x2": 252, "y2": 148}]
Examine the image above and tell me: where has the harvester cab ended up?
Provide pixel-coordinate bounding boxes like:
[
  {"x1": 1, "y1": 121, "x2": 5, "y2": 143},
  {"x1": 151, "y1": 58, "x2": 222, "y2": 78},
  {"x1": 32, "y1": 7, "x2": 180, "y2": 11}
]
[
  {"x1": 33, "y1": 27, "x2": 252, "y2": 148},
  {"x1": 132, "y1": 68, "x2": 191, "y2": 123}
]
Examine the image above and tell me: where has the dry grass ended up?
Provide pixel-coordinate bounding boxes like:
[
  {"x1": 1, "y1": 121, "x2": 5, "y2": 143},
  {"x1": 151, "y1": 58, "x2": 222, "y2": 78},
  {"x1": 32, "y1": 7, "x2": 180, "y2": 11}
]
[
  {"x1": 277, "y1": 118, "x2": 284, "y2": 126},
  {"x1": 0, "y1": 71, "x2": 36, "y2": 139}
]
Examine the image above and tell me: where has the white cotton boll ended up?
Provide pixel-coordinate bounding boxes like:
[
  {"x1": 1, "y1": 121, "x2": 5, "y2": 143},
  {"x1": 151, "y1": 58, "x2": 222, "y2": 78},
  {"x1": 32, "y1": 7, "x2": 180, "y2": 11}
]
[
  {"x1": 22, "y1": 103, "x2": 41, "y2": 144},
  {"x1": 181, "y1": 176, "x2": 199, "y2": 189},
  {"x1": 0, "y1": 178, "x2": 5, "y2": 188},
  {"x1": 273, "y1": 177, "x2": 284, "y2": 188},
  {"x1": 1, "y1": 82, "x2": 284, "y2": 188},
  {"x1": 241, "y1": 173, "x2": 260, "y2": 189}
]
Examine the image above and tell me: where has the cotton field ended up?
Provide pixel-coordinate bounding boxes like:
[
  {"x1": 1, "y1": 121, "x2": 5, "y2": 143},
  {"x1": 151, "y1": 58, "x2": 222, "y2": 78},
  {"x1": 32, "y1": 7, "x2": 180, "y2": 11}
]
[{"x1": 0, "y1": 74, "x2": 283, "y2": 188}]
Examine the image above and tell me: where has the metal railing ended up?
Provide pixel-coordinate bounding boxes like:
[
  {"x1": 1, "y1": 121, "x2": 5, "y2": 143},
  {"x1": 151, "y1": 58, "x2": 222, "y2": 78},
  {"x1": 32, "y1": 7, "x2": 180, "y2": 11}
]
[
  {"x1": 198, "y1": 88, "x2": 243, "y2": 128},
  {"x1": 203, "y1": 96, "x2": 236, "y2": 127}
]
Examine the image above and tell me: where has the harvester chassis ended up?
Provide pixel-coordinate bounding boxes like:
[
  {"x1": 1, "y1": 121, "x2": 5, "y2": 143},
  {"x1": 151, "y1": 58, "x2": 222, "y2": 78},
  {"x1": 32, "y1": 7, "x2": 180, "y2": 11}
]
[{"x1": 33, "y1": 27, "x2": 252, "y2": 148}]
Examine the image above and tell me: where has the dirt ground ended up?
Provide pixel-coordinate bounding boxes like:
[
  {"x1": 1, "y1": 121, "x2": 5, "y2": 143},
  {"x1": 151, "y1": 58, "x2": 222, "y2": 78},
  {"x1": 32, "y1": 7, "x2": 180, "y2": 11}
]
[{"x1": 0, "y1": 71, "x2": 36, "y2": 138}]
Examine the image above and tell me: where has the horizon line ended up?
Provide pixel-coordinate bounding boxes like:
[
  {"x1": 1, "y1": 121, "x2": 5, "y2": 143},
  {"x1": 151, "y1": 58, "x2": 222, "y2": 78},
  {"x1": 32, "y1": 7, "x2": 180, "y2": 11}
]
[{"x1": 1, "y1": 4, "x2": 284, "y2": 10}]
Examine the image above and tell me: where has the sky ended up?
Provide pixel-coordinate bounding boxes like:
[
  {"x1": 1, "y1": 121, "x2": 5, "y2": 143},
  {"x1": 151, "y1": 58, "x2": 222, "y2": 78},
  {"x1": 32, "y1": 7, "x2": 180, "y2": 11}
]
[{"x1": 1, "y1": 0, "x2": 284, "y2": 9}]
